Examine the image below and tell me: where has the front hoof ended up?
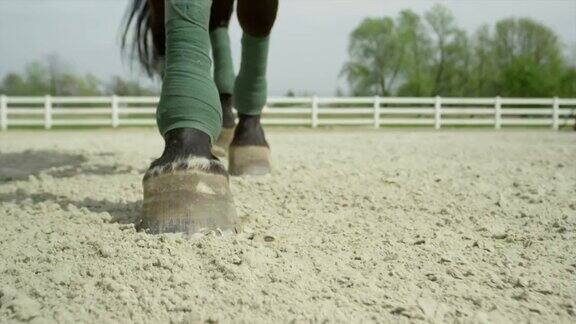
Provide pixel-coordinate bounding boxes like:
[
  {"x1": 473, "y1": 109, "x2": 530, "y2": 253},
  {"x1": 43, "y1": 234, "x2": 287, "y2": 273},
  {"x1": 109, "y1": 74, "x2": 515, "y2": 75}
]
[
  {"x1": 211, "y1": 127, "x2": 235, "y2": 157},
  {"x1": 228, "y1": 146, "x2": 272, "y2": 176},
  {"x1": 139, "y1": 157, "x2": 240, "y2": 236}
]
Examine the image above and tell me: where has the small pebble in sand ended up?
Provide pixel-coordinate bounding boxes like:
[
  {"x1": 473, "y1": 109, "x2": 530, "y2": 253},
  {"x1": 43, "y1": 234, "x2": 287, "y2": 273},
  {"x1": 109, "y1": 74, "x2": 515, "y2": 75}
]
[
  {"x1": 492, "y1": 233, "x2": 508, "y2": 240},
  {"x1": 263, "y1": 235, "x2": 275, "y2": 242}
]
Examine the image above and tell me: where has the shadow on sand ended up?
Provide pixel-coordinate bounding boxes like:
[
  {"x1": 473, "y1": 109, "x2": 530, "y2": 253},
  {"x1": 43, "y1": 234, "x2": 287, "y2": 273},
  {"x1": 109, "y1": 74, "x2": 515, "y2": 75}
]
[
  {"x1": 0, "y1": 150, "x2": 143, "y2": 182},
  {"x1": 0, "y1": 191, "x2": 141, "y2": 225},
  {"x1": 0, "y1": 150, "x2": 143, "y2": 225}
]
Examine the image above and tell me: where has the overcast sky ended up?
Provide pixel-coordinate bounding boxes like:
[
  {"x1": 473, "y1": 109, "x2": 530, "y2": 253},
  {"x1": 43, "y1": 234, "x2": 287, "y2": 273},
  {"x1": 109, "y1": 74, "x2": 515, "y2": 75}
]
[{"x1": 1, "y1": 0, "x2": 575, "y2": 95}]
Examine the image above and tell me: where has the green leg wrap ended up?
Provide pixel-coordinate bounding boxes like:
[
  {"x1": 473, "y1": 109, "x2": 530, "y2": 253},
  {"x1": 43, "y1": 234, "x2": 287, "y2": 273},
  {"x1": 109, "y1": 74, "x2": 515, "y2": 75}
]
[
  {"x1": 157, "y1": 0, "x2": 222, "y2": 143},
  {"x1": 234, "y1": 33, "x2": 270, "y2": 116},
  {"x1": 210, "y1": 27, "x2": 235, "y2": 95}
]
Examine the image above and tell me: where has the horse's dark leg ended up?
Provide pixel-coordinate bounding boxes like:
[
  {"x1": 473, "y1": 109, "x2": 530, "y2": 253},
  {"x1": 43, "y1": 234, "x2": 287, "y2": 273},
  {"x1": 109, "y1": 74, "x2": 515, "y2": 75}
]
[
  {"x1": 209, "y1": 0, "x2": 236, "y2": 156},
  {"x1": 236, "y1": 0, "x2": 278, "y2": 37},
  {"x1": 139, "y1": 0, "x2": 239, "y2": 236},
  {"x1": 228, "y1": 0, "x2": 278, "y2": 175}
]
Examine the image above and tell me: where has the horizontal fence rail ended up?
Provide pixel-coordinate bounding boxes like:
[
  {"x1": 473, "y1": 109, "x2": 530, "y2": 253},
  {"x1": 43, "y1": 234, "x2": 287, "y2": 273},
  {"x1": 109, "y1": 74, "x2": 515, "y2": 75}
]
[{"x1": 0, "y1": 95, "x2": 575, "y2": 130}]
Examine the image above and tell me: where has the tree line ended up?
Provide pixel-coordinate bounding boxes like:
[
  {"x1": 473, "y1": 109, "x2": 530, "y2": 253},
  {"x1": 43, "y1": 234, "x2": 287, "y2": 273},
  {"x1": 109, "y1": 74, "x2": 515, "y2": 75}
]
[
  {"x1": 341, "y1": 5, "x2": 576, "y2": 97},
  {"x1": 0, "y1": 55, "x2": 158, "y2": 96}
]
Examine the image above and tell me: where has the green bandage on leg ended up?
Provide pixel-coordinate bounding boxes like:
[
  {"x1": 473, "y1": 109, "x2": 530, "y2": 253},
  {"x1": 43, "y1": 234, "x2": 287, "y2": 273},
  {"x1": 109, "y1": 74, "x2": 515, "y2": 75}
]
[
  {"x1": 157, "y1": 0, "x2": 222, "y2": 142},
  {"x1": 210, "y1": 28, "x2": 235, "y2": 95},
  {"x1": 234, "y1": 33, "x2": 270, "y2": 116}
]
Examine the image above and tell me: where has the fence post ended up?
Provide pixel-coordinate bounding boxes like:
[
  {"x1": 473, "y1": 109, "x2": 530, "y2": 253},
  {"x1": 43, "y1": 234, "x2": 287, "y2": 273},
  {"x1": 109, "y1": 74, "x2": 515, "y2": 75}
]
[
  {"x1": 311, "y1": 96, "x2": 318, "y2": 128},
  {"x1": 373, "y1": 95, "x2": 381, "y2": 129},
  {"x1": 552, "y1": 97, "x2": 559, "y2": 130},
  {"x1": 44, "y1": 95, "x2": 52, "y2": 129},
  {"x1": 111, "y1": 95, "x2": 119, "y2": 128},
  {"x1": 494, "y1": 96, "x2": 502, "y2": 130},
  {"x1": 434, "y1": 96, "x2": 442, "y2": 129},
  {"x1": 0, "y1": 95, "x2": 7, "y2": 131}
]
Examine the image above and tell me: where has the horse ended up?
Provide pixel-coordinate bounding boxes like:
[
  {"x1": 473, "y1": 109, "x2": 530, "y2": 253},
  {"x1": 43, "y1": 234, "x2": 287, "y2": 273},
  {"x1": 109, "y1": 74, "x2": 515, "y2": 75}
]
[{"x1": 122, "y1": 0, "x2": 279, "y2": 235}]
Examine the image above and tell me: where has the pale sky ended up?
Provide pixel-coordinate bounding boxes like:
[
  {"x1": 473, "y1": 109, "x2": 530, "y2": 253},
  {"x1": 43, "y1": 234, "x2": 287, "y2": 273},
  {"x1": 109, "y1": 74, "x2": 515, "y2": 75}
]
[{"x1": 1, "y1": 0, "x2": 575, "y2": 95}]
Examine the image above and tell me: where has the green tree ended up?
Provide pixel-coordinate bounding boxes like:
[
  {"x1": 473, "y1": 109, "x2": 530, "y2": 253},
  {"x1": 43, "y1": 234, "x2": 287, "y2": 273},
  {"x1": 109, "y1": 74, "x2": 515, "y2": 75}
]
[
  {"x1": 395, "y1": 10, "x2": 434, "y2": 96},
  {"x1": 0, "y1": 56, "x2": 160, "y2": 97},
  {"x1": 425, "y1": 4, "x2": 472, "y2": 96},
  {"x1": 106, "y1": 76, "x2": 158, "y2": 96},
  {"x1": 340, "y1": 17, "x2": 401, "y2": 96},
  {"x1": 23, "y1": 62, "x2": 51, "y2": 95},
  {"x1": 0, "y1": 58, "x2": 104, "y2": 96},
  {"x1": 340, "y1": 5, "x2": 575, "y2": 98},
  {"x1": 559, "y1": 67, "x2": 576, "y2": 96},
  {"x1": 492, "y1": 18, "x2": 565, "y2": 96},
  {"x1": 0, "y1": 73, "x2": 27, "y2": 95},
  {"x1": 469, "y1": 25, "x2": 498, "y2": 96}
]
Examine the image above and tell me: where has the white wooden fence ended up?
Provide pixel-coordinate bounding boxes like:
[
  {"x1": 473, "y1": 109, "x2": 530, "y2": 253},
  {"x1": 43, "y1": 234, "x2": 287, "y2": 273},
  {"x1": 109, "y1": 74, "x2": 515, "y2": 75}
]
[{"x1": 0, "y1": 95, "x2": 575, "y2": 130}]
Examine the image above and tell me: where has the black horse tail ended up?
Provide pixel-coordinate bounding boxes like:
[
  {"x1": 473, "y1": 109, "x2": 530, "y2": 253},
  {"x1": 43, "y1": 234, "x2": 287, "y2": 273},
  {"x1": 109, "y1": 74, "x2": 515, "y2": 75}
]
[{"x1": 121, "y1": 0, "x2": 165, "y2": 76}]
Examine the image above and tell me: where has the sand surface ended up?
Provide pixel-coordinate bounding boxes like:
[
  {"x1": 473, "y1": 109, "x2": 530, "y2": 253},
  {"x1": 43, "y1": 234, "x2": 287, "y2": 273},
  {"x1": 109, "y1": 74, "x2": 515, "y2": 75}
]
[{"x1": 0, "y1": 129, "x2": 575, "y2": 323}]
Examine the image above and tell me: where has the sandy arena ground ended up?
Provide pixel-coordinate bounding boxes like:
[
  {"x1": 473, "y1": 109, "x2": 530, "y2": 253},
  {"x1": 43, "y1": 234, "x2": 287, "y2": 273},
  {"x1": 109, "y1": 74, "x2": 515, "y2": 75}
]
[{"x1": 0, "y1": 128, "x2": 575, "y2": 323}]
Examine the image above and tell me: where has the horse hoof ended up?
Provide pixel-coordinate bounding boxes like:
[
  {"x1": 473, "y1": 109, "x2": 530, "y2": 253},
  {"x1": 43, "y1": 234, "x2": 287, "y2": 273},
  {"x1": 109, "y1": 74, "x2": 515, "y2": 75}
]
[
  {"x1": 212, "y1": 127, "x2": 235, "y2": 157},
  {"x1": 228, "y1": 146, "x2": 272, "y2": 176},
  {"x1": 139, "y1": 157, "x2": 240, "y2": 236}
]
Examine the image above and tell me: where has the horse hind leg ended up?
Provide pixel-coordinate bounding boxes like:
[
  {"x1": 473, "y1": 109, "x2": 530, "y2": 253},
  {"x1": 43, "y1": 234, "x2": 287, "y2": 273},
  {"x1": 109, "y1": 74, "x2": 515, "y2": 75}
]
[
  {"x1": 209, "y1": 0, "x2": 236, "y2": 157},
  {"x1": 228, "y1": 0, "x2": 278, "y2": 176}
]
